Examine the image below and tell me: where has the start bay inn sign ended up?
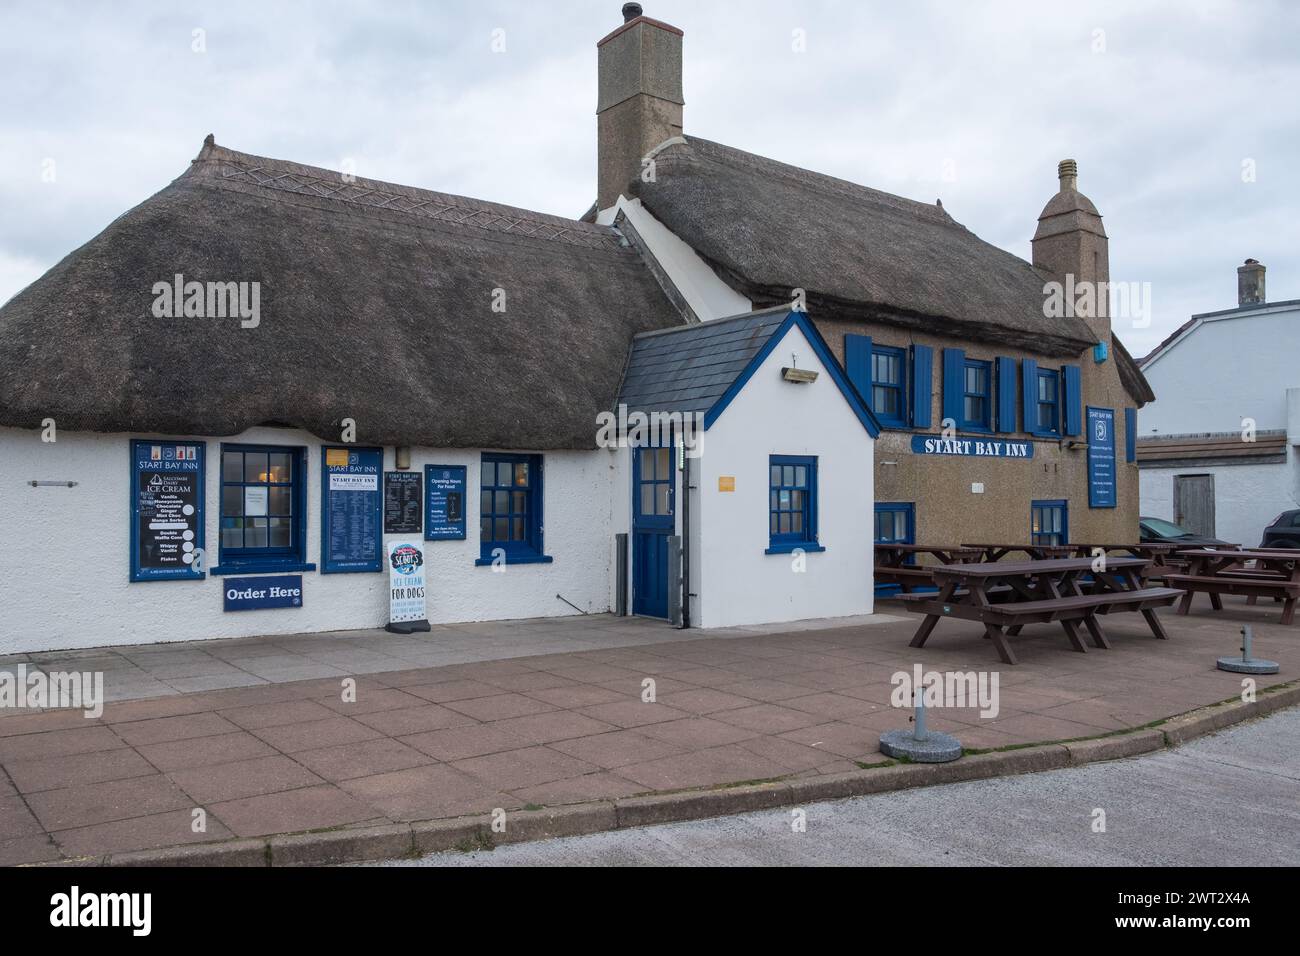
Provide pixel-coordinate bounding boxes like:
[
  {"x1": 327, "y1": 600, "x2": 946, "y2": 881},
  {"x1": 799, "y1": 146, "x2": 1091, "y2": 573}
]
[{"x1": 910, "y1": 435, "x2": 1036, "y2": 459}]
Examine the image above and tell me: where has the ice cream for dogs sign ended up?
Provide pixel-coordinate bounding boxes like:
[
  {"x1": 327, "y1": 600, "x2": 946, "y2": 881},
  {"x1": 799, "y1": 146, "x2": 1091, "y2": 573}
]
[{"x1": 388, "y1": 541, "x2": 428, "y2": 625}]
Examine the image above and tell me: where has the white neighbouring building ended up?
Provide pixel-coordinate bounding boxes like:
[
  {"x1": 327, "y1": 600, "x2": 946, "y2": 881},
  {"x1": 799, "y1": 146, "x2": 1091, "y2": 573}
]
[{"x1": 1137, "y1": 259, "x2": 1300, "y2": 546}]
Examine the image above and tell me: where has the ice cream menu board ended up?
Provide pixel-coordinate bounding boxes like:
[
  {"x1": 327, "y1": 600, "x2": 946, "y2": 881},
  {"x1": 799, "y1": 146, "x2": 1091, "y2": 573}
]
[
  {"x1": 320, "y1": 446, "x2": 383, "y2": 573},
  {"x1": 130, "y1": 439, "x2": 206, "y2": 582}
]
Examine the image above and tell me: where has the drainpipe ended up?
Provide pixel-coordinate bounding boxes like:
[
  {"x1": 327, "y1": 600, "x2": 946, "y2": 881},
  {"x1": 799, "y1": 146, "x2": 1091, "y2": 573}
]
[{"x1": 680, "y1": 446, "x2": 692, "y2": 629}]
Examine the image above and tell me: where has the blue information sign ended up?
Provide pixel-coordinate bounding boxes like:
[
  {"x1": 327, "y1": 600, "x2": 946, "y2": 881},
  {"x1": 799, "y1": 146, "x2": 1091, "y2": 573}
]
[
  {"x1": 321, "y1": 447, "x2": 383, "y2": 573},
  {"x1": 425, "y1": 465, "x2": 467, "y2": 540},
  {"x1": 222, "y1": 575, "x2": 303, "y2": 612},
  {"x1": 1087, "y1": 407, "x2": 1117, "y2": 509},
  {"x1": 130, "y1": 439, "x2": 206, "y2": 582}
]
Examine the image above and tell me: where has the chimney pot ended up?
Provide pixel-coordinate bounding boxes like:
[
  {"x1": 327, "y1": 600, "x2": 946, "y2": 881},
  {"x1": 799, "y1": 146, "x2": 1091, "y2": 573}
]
[
  {"x1": 622, "y1": 3, "x2": 642, "y2": 21},
  {"x1": 1058, "y1": 158, "x2": 1078, "y2": 191},
  {"x1": 1238, "y1": 258, "x2": 1266, "y2": 307}
]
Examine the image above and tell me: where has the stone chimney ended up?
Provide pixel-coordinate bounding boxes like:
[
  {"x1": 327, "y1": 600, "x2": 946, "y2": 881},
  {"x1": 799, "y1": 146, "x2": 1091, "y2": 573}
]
[
  {"x1": 596, "y1": 4, "x2": 684, "y2": 213},
  {"x1": 1032, "y1": 159, "x2": 1110, "y2": 340},
  {"x1": 1238, "y1": 259, "x2": 1266, "y2": 306}
]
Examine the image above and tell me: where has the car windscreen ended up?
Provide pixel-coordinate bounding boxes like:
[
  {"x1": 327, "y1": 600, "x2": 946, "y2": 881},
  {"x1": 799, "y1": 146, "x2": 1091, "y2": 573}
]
[{"x1": 1141, "y1": 517, "x2": 1188, "y2": 537}]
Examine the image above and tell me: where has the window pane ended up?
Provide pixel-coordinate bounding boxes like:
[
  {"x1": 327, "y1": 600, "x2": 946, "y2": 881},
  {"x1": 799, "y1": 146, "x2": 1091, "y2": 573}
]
[
  {"x1": 771, "y1": 514, "x2": 779, "y2": 534},
  {"x1": 514, "y1": 462, "x2": 529, "y2": 487},
  {"x1": 221, "y1": 518, "x2": 242, "y2": 549},
  {"x1": 269, "y1": 487, "x2": 291, "y2": 516},
  {"x1": 894, "y1": 513, "x2": 907, "y2": 538},
  {"x1": 641, "y1": 485, "x2": 654, "y2": 515},
  {"x1": 780, "y1": 513, "x2": 791, "y2": 534},
  {"x1": 497, "y1": 463, "x2": 512, "y2": 486},
  {"x1": 267, "y1": 517, "x2": 291, "y2": 548},
  {"x1": 791, "y1": 512, "x2": 803, "y2": 534},
  {"x1": 222, "y1": 452, "x2": 243, "y2": 482},
  {"x1": 222, "y1": 486, "x2": 241, "y2": 516},
  {"x1": 481, "y1": 462, "x2": 494, "y2": 487},
  {"x1": 771, "y1": 491, "x2": 778, "y2": 510},
  {"x1": 795, "y1": 466, "x2": 807, "y2": 487},
  {"x1": 512, "y1": 517, "x2": 525, "y2": 541},
  {"x1": 779, "y1": 490, "x2": 791, "y2": 509},
  {"x1": 511, "y1": 491, "x2": 527, "y2": 514},
  {"x1": 656, "y1": 449, "x2": 670, "y2": 480},
  {"x1": 770, "y1": 465, "x2": 781, "y2": 486},
  {"x1": 480, "y1": 490, "x2": 492, "y2": 514},
  {"x1": 791, "y1": 490, "x2": 804, "y2": 512},
  {"x1": 244, "y1": 453, "x2": 268, "y2": 483},
  {"x1": 656, "y1": 483, "x2": 670, "y2": 515},
  {"x1": 783, "y1": 466, "x2": 794, "y2": 486},
  {"x1": 640, "y1": 449, "x2": 654, "y2": 475},
  {"x1": 245, "y1": 518, "x2": 268, "y2": 548},
  {"x1": 267, "y1": 453, "x2": 292, "y2": 483},
  {"x1": 494, "y1": 491, "x2": 508, "y2": 514},
  {"x1": 494, "y1": 517, "x2": 508, "y2": 540},
  {"x1": 480, "y1": 516, "x2": 492, "y2": 540}
]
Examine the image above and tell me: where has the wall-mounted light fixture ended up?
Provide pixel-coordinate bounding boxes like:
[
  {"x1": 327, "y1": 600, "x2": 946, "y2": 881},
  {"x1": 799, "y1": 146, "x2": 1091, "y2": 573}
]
[
  {"x1": 1064, "y1": 440, "x2": 1089, "y2": 451},
  {"x1": 781, "y1": 367, "x2": 818, "y2": 384},
  {"x1": 395, "y1": 446, "x2": 412, "y2": 470},
  {"x1": 29, "y1": 480, "x2": 78, "y2": 487}
]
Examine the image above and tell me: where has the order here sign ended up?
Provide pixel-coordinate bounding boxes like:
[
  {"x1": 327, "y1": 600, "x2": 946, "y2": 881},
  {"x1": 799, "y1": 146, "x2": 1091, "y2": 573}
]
[{"x1": 223, "y1": 575, "x2": 303, "y2": 612}]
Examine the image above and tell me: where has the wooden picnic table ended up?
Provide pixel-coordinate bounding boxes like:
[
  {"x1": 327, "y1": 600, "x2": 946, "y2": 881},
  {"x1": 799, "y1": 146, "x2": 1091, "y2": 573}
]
[
  {"x1": 901, "y1": 556, "x2": 1181, "y2": 665},
  {"x1": 962, "y1": 542, "x2": 1076, "y2": 562},
  {"x1": 875, "y1": 544, "x2": 984, "y2": 593},
  {"x1": 1168, "y1": 548, "x2": 1300, "y2": 624},
  {"x1": 1066, "y1": 542, "x2": 1183, "y2": 581}
]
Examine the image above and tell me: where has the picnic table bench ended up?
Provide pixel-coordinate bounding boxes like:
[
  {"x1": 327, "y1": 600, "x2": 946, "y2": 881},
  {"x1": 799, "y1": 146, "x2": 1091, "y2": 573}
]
[
  {"x1": 901, "y1": 556, "x2": 1181, "y2": 664},
  {"x1": 1167, "y1": 548, "x2": 1300, "y2": 625},
  {"x1": 962, "y1": 542, "x2": 1076, "y2": 562},
  {"x1": 874, "y1": 543, "x2": 982, "y2": 592}
]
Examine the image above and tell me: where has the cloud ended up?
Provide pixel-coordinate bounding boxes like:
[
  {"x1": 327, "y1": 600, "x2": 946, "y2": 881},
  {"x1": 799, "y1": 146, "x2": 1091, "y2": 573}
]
[{"x1": 1, "y1": 0, "x2": 1296, "y2": 354}]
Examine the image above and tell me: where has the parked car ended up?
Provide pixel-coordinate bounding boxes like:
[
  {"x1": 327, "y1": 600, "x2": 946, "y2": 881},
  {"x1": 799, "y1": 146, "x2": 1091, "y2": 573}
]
[
  {"x1": 1138, "y1": 516, "x2": 1233, "y2": 548},
  {"x1": 1259, "y1": 510, "x2": 1300, "y2": 549}
]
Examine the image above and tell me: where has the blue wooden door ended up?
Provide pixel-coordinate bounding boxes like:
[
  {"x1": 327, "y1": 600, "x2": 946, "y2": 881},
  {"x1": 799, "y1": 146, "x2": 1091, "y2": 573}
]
[{"x1": 632, "y1": 444, "x2": 675, "y2": 618}]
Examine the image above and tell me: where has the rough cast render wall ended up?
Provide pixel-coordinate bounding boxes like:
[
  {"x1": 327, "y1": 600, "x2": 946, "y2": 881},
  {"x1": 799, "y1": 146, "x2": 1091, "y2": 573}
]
[
  {"x1": 1139, "y1": 457, "x2": 1297, "y2": 548},
  {"x1": 693, "y1": 324, "x2": 875, "y2": 628},
  {"x1": 0, "y1": 426, "x2": 614, "y2": 654},
  {"x1": 818, "y1": 319, "x2": 1141, "y2": 545}
]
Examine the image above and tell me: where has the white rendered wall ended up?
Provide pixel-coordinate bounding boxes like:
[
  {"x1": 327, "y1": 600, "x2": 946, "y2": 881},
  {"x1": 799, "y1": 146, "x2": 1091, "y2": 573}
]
[
  {"x1": 602, "y1": 198, "x2": 752, "y2": 322},
  {"x1": 0, "y1": 425, "x2": 613, "y2": 654},
  {"x1": 692, "y1": 324, "x2": 875, "y2": 628},
  {"x1": 1138, "y1": 456, "x2": 1297, "y2": 547},
  {"x1": 1140, "y1": 303, "x2": 1300, "y2": 435}
]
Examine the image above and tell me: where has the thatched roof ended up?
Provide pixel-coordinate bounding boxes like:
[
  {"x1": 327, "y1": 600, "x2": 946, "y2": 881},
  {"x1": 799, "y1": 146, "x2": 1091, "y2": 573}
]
[
  {"x1": 0, "y1": 137, "x2": 684, "y2": 449},
  {"x1": 628, "y1": 136, "x2": 1154, "y2": 403}
]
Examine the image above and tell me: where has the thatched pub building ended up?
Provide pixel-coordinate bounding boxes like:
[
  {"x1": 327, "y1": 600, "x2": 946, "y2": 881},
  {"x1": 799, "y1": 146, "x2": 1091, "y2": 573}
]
[{"x1": 0, "y1": 5, "x2": 1151, "y2": 652}]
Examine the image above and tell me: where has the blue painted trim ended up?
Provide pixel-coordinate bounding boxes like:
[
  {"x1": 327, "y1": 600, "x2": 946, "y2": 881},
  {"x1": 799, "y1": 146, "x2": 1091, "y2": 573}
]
[
  {"x1": 844, "y1": 333, "x2": 872, "y2": 403},
  {"x1": 703, "y1": 311, "x2": 881, "y2": 437},
  {"x1": 474, "y1": 554, "x2": 554, "y2": 567},
  {"x1": 212, "y1": 562, "x2": 316, "y2": 576},
  {"x1": 218, "y1": 442, "x2": 309, "y2": 570},
  {"x1": 870, "y1": 344, "x2": 908, "y2": 428},
  {"x1": 768, "y1": 453, "x2": 820, "y2": 552},
  {"x1": 129, "y1": 438, "x2": 207, "y2": 582},
  {"x1": 1063, "y1": 365, "x2": 1083, "y2": 436},
  {"x1": 995, "y1": 356, "x2": 1017, "y2": 434},
  {"x1": 1031, "y1": 498, "x2": 1069, "y2": 546},
  {"x1": 765, "y1": 544, "x2": 827, "y2": 555},
  {"x1": 1021, "y1": 358, "x2": 1039, "y2": 435},
  {"x1": 910, "y1": 345, "x2": 933, "y2": 428},
  {"x1": 1124, "y1": 407, "x2": 1137, "y2": 463},
  {"x1": 479, "y1": 453, "x2": 546, "y2": 561},
  {"x1": 941, "y1": 347, "x2": 965, "y2": 427}
]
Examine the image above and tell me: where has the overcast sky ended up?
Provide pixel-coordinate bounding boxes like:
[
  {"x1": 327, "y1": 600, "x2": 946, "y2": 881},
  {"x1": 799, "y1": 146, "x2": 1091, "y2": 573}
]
[{"x1": 1, "y1": 0, "x2": 1296, "y2": 356}]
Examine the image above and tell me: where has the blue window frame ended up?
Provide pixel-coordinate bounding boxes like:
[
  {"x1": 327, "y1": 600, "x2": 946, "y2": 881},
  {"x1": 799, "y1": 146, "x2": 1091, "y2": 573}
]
[
  {"x1": 870, "y1": 346, "x2": 907, "y2": 427},
  {"x1": 477, "y1": 453, "x2": 551, "y2": 565},
  {"x1": 1036, "y1": 369, "x2": 1061, "y2": 435},
  {"x1": 767, "y1": 455, "x2": 823, "y2": 554},
  {"x1": 874, "y1": 502, "x2": 914, "y2": 545},
  {"x1": 961, "y1": 359, "x2": 992, "y2": 431},
  {"x1": 216, "y1": 444, "x2": 312, "y2": 574},
  {"x1": 1031, "y1": 499, "x2": 1068, "y2": 546}
]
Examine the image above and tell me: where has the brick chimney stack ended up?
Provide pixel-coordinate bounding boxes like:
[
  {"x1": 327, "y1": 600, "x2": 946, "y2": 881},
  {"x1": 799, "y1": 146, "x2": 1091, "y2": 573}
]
[
  {"x1": 1032, "y1": 159, "x2": 1111, "y2": 341},
  {"x1": 1238, "y1": 259, "x2": 1266, "y2": 306},
  {"x1": 596, "y1": 4, "x2": 684, "y2": 213}
]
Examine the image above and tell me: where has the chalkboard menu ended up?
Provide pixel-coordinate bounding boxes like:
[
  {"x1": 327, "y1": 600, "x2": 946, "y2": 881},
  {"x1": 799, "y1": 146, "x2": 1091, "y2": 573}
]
[
  {"x1": 1087, "y1": 407, "x2": 1117, "y2": 509},
  {"x1": 321, "y1": 446, "x2": 383, "y2": 573},
  {"x1": 384, "y1": 472, "x2": 423, "y2": 534},
  {"x1": 425, "y1": 465, "x2": 467, "y2": 540},
  {"x1": 130, "y1": 439, "x2": 205, "y2": 582}
]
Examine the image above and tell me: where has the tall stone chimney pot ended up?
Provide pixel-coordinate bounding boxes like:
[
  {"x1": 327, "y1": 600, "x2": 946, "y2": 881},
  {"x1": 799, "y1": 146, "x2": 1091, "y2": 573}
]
[{"x1": 1238, "y1": 259, "x2": 1266, "y2": 306}]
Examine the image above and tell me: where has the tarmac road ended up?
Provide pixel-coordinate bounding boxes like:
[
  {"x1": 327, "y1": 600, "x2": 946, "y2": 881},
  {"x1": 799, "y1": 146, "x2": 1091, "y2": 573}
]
[{"x1": 376, "y1": 707, "x2": 1300, "y2": 866}]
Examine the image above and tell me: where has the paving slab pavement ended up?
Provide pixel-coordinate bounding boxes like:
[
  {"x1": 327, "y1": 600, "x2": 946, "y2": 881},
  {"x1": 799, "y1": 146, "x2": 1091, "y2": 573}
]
[{"x1": 1, "y1": 598, "x2": 1297, "y2": 866}]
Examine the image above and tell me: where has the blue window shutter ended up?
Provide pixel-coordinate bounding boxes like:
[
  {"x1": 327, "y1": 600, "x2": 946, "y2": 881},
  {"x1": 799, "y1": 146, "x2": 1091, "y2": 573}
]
[
  {"x1": 1124, "y1": 407, "x2": 1137, "y2": 462},
  {"x1": 1063, "y1": 365, "x2": 1083, "y2": 436},
  {"x1": 844, "y1": 334, "x2": 872, "y2": 404},
  {"x1": 1021, "y1": 359, "x2": 1039, "y2": 434},
  {"x1": 941, "y1": 348, "x2": 965, "y2": 427},
  {"x1": 995, "y1": 356, "x2": 1017, "y2": 433},
  {"x1": 910, "y1": 345, "x2": 933, "y2": 428}
]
